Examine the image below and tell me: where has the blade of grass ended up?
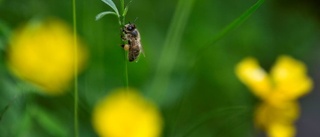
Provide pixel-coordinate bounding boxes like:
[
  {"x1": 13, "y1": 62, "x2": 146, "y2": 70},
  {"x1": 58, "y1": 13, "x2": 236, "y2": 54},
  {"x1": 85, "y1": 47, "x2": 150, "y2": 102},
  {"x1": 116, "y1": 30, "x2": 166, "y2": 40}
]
[
  {"x1": 101, "y1": 0, "x2": 119, "y2": 16},
  {"x1": 197, "y1": 0, "x2": 265, "y2": 55},
  {"x1": 123, "y1": 0, "x2": 133, "y2": 17},
  {"x1": 95, "y1": 11, "x2": 118, "y2": 21},
  {"x1": 72, "y1": 0, "x2": 79, "y2": 136},
  {"x1": 185, "y1": 0, "x2": 265, "y2": 80},
  {"x1": 120, "y1": 0, "x2": 124, "y2": 16},
  {"x1": 149, "y1": 0, "x2": 195, "y2": 104}
]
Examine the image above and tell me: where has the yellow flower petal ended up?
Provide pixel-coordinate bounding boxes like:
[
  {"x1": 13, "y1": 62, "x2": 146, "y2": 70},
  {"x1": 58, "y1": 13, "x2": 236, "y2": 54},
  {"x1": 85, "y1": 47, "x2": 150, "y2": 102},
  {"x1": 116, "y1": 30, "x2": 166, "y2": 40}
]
[
  {"x1": 92, "y1": 88, "x2": 163, "y2": 137},
  {"x1": 271, "y1": 55, "x2": 313, "y2": 101},
  {"x1": 235, "y1": 57, "x2": 272, "y2": 99},
  {"x1": 267, "y1": 123, "x2": 295, "y2": 137},
  {"x1": 255, "y1": 101, "x2": 299, "y2": 129},
  {"x1": 7, "y1": 19, "x2": 87, "y2": 94}
]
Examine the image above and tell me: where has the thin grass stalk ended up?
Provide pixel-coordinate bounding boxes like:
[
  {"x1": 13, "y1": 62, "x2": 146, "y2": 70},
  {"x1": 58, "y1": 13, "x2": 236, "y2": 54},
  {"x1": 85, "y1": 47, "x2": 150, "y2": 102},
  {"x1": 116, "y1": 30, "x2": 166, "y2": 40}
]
[
  {"x1": 72, "y1": 0, "x2": 79, "y2": 136},
  {"x1": 195, "y1": 0, "x2": 265, "y2": 58},
  {"x1": 150, "y1": 0, "x2": 195, "y2": 104},
  {"x1": 185, "y1": 0, "x2": 265, "y2": 78}
]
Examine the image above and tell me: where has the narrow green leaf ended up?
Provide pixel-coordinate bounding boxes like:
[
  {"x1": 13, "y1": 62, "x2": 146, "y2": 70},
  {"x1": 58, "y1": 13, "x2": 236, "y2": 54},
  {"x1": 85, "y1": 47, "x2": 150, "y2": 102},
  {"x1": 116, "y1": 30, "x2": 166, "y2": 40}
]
[
  {"x1": 122, "y1": 0, "x2": 132, "y2": 17},
  {"x1": 188, "y1": 0, "x2": 265, "y2": 73},
  {"x1": 101, "y1": 0, "x2": 119, "y2": 16},
  {"x1": 96, "y1": 11, "x2": 118, "y2": 21},
  {"x1": 199, "y1": 0, "x2": 265, "y2": 52},
  {"x1": 149, "y1": 0, "x2": 195, "y2": 105},
  {"x1": 123, "y1": 6, "x2": 129, "y2": 17}
]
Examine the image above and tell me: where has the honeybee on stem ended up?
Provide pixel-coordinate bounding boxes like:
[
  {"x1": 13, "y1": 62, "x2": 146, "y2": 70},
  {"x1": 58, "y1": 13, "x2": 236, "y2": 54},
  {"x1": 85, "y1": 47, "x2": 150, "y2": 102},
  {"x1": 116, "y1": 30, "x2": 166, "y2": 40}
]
[{"x1": 121, "y1": 23, "x2": 144, "y2": 62}]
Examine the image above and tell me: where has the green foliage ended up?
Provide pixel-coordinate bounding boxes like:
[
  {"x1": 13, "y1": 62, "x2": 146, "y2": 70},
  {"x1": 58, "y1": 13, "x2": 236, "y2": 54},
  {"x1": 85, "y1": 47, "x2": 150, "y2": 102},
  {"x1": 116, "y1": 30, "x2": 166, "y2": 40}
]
[
  {"x1": 148, "y1": 0, "x2": 196, "y2": 104},
  {"x1": 122, "y1": 1, "x2": 131, "y2": 17},
  {"x1": 100, "y1": 0, "x2": 119, "y2": 17},
  {"x1": 198, "y1": 0, "x2": 265, "y2": 51},
  {"x1": 0, "y1": 0, "x2": 319, "y2": 136},
  {"x1": 95, "y1": 11, "x2": 118, "y2": 21},
  {"x1": 29, "y1": 105, "x2": 68, "y2": 137},
  {"x1": 149, "y1": 0, "x2": 265, "y2": 106},
  {"x1": 96, "y1": 0, "x2": 131, "y2": 25},
  {"x1": 0, "y1": 21, "x2": 10, "y2": 51},
  {"x1": 0, "y1": 104, "x2": 9, "y2": 122}
]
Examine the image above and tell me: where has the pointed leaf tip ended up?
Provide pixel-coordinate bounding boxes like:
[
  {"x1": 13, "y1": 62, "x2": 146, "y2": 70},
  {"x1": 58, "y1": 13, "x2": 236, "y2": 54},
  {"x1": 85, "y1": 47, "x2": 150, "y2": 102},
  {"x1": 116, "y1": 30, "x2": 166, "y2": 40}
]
[
  {"x1": 101, "y1": 0, "x2": 119, "y2": 16},
  {"x1": 96, "y1": 11, "x2": 117, "y2": 21}
]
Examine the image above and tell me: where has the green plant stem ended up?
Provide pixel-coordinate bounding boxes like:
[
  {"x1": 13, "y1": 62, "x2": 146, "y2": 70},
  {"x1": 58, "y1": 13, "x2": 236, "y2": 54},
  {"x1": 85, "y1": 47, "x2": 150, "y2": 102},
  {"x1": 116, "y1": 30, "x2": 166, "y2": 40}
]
[
  {"x1": 119, "y1": 0, "x2": 128, "y2": 89},
  {"x1": 72, "y1": 0, "x2": 79, "y2": 136},
  {"x1": 149, "y1": 0, "x2": 195, "y2": 104},
  {"x1": 124, "y1": 51, "x2": 129, "y2": 89},
  {"x1": 119, "y1": 0, "x2": 125, "y2": 26}
]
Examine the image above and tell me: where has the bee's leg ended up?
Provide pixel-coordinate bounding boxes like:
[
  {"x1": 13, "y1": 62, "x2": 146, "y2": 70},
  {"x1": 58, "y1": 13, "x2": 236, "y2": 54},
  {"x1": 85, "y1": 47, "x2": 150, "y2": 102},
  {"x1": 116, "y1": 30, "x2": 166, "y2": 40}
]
[{"x1": 121, "y1": 34, "x2": 126, "y2": 41}]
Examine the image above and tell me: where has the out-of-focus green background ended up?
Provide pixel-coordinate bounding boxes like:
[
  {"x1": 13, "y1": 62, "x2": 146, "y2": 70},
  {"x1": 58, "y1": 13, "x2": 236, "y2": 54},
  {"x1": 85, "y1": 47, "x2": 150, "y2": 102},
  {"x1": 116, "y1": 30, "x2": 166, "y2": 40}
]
[{"x1": 1, "y1": 0, "x2": 320, "y2": 136}]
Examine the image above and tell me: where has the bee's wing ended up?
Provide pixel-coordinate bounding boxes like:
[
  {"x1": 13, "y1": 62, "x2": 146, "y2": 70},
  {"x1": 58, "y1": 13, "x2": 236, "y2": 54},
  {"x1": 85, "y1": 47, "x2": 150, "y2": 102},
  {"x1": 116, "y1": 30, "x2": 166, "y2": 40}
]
[{"x1": 140, "y1": 43, "x2": 145, "y2": 57}]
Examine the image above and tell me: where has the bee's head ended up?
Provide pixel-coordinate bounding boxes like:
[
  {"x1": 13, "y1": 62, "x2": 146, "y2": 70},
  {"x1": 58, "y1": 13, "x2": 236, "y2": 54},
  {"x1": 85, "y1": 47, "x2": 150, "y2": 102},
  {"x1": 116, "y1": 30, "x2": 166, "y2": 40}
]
[{"x1": 124, "y1": 23, "x2": 136, "y2": 32}]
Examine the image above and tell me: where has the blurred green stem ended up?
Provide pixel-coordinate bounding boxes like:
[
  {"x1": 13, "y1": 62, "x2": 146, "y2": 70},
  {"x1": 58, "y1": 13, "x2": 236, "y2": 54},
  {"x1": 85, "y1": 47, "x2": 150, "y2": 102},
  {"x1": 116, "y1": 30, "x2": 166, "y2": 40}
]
[
  {"x1": 124, "y1": 51, "x2": 129, "y2": 89},
  {"x1": 149, "y1": 0, "x2": 195, "y2": 104},
  {"x1": 72, "y1": 0, "x2": 79, "y2": 136}
]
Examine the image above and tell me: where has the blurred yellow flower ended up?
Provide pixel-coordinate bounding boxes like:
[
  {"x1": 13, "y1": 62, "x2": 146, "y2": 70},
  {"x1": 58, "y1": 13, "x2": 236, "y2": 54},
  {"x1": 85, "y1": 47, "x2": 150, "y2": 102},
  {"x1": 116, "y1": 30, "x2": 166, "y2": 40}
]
[
  {"x1": 235, "y1": 55, "x2": 313, "y2": 137},
  {"x1": 236, "y1": 55, "x2": 312, "y2": 105},
  {"x1": 92, "y1": 88, "x2": 163, "y2": 137},
  {"x1": 255, "y1": 102, "x2": 299, "y2": 137},
  {"x1": 7, "y1": 19, "x2": 87, "y2": 95}
]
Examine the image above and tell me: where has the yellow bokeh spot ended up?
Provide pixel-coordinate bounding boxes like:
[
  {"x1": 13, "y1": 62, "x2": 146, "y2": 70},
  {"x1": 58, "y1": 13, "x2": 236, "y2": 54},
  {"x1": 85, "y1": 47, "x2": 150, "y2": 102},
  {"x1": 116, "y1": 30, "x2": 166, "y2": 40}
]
[
  {"x1": 7, "y1": 18, "x2": 87, "y2": 95},
  {"x1": 92, "y1": 88, "x2": 163, "y2": 137}
]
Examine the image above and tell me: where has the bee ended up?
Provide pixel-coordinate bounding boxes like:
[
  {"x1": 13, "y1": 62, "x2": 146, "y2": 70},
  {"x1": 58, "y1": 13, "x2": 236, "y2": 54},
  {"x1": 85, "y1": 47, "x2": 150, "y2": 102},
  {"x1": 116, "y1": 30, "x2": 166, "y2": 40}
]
[{"x1": 121, "y1": 23, "x2": 144, "y2": 62}]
